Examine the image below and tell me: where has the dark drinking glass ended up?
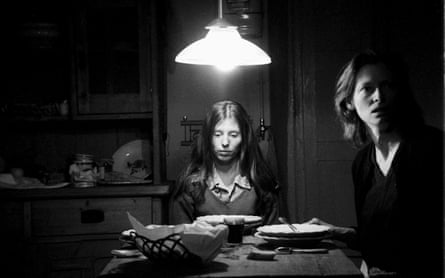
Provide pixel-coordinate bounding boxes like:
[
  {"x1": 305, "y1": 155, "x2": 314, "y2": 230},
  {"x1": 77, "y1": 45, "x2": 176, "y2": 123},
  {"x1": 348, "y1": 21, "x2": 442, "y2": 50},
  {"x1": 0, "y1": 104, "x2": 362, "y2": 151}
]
[{"x1": 224, "y1": 216, "x2": 245, "y2": 244}]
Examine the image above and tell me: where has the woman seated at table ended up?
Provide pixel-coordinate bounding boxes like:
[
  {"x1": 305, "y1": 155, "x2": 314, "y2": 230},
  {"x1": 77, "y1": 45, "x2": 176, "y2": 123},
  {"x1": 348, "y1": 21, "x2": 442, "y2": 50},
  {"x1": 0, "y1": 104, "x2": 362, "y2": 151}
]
[
  {"x1": 170, "y1": 100, "x2": 279, "y2": 226},
  {"x1": 308, "y1": 50, "x2": 443, "y2": 277}
]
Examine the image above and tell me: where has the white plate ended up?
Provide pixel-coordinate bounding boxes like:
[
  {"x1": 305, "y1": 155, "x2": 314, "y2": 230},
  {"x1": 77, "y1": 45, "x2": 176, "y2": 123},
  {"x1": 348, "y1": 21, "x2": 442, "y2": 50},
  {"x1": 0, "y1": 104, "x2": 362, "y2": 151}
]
[
  {"x1": 112, "y1": 139, "x2": 152, "y2": 179},
  {"x1": 197, "y1": 215, "x2": 262, "y2": 225},
  {"x1": 257, "y1": 224, "x2": 329, "y2": 238},
  {"x1": 255, "y1": 232, "x2": 326, "y2": 247}
]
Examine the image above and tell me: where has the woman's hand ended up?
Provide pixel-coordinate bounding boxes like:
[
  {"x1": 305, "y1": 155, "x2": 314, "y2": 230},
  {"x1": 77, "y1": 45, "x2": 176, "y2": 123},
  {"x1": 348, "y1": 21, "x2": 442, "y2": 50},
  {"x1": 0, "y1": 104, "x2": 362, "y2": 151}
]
[
  {"x1": 305, "y1": 217, "x2": 334, "y2": 228},
  {"x1": 304, "y1": 217, "x2": 356, "y2": 243}
]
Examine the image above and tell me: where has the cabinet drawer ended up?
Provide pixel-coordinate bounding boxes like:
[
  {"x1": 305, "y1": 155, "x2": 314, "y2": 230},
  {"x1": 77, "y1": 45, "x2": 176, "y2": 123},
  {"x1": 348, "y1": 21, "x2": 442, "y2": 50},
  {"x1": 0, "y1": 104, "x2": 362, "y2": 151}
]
[
  {"x1": 31, "y1": 197, "x2": 152, "y2": 236},
  {"x1": 0, "y1": 201, "x2": 24, "y2": 238}
]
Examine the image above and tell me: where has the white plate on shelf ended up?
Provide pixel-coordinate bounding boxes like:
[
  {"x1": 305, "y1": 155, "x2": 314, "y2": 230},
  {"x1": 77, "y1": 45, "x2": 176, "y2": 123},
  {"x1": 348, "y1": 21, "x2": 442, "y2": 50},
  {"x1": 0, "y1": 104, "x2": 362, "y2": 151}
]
[
  {"x1": 112, "y1": 139, "x2": 152, "y2": 179},
  {"x1": 256, "y1": 224, "x2": 330, "y2": 238},
  {"x1": 197, "y1": 215, "x2": 262, "y2": 225}
]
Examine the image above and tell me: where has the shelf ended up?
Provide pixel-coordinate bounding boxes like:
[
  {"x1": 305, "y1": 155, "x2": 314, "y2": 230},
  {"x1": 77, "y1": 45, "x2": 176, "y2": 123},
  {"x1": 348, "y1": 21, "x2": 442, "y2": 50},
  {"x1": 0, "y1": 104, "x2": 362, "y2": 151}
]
[
  {"x1": 0, "y1": 113, "x2": 153, "y2": 123},
  {"x1": 72, "y1": 112, "x2": 153, "y2": 121},
  {"x1": 0, "y1": 115, "x2": 70, "y2": 122},
  {"x1": 0, "y1": 184, "x2": 172, "y2": 200}
]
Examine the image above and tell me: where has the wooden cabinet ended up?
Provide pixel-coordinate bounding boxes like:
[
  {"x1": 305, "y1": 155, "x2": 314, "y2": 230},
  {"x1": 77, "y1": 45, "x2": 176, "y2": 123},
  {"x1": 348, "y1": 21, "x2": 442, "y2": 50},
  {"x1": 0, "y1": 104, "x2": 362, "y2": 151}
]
[
  {"x1": 2, "y1": 3, "x2": 168, "y2": 277},
  {"x1": 3, "y1": 1, "x2": 71, "y2": 121},
  {"x1": 0, "y1": 185, "x2": 170, "y2": 278},
  {"x1": 71, "y1": 0, "x2": 161, "y2": 119},
  {"x1": 31, "y1": 197, "x2": 152, "y2": 236},
  {"x1": 4, "y1": 0, "x2": 164, "y2": 120},
  {"x1": 2, "y1": 0, "x2": 166, "y2": 183},
  {"x1": 70, "y1": 0, "x2": 167, "y2": 185}
]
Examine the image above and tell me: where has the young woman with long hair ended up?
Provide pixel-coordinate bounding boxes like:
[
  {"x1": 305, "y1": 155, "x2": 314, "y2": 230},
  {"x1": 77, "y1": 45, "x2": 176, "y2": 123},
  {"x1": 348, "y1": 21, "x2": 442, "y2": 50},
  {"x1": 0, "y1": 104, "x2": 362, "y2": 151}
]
[{"x1": 170, "y1": 100, "x2": 279, "y2": 226}]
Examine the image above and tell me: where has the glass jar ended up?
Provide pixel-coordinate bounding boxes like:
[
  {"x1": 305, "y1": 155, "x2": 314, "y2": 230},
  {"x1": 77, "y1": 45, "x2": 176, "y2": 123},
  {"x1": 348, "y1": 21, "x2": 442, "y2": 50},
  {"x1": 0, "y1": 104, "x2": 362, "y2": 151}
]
[{"x1": 69, "y1": 153, "x2": 98, "y2": 187}]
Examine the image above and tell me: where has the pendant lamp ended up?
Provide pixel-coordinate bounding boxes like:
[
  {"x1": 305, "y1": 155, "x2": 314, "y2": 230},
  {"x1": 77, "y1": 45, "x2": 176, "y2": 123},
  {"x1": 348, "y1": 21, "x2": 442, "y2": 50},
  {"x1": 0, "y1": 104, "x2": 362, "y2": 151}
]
[{"x1": 175, "y1": 0, "x2": 271, "y2": 70}]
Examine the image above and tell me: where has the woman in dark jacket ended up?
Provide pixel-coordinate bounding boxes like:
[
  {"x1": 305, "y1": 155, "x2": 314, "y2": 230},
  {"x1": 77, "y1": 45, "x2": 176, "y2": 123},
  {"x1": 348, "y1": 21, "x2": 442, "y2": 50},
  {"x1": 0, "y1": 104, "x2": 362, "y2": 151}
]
[
  {"x1": 309, "y1": 50, "x2": 443, "y2": 277},
  {"x1": 169, "y1": 100, "x2": 279, "y2": 226}
]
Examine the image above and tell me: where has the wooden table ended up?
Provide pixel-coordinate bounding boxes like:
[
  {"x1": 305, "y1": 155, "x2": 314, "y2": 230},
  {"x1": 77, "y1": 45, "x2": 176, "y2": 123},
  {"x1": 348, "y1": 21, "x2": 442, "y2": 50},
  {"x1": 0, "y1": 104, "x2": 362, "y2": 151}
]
[{"x1": 99, "y1": 236, "x2": 363, "y2": 277}]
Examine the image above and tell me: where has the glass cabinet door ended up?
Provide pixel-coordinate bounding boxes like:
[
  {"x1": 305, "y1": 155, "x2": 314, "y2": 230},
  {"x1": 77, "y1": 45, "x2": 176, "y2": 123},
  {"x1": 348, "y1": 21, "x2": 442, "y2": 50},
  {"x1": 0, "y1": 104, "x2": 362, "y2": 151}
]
[{"x1": 72, "y1": 0, "x2": 152, "y2": 118}]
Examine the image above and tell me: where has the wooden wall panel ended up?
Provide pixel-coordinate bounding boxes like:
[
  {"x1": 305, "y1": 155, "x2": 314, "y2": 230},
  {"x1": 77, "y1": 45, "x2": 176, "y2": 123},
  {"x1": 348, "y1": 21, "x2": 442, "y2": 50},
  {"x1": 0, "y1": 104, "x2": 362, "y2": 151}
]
[{"x1": 283, "y1": 0, "x2": 373, "y2": 225}]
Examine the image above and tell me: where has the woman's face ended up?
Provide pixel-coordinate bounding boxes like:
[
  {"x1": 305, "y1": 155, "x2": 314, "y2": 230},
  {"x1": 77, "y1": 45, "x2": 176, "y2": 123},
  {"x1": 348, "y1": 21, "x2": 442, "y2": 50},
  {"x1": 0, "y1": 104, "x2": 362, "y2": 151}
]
[
  {"x1": 212, "y1": 117, "x2": 242, "y2": 165},
  {"x1": 351, "y1": 63, "x2": 397, "y2": 133}
]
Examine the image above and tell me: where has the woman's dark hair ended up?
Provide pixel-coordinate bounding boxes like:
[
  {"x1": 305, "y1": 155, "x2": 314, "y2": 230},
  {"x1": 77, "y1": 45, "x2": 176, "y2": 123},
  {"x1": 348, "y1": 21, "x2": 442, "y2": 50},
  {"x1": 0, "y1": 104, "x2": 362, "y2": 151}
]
[
  {"x1": 334, "y1": 50, "x2": 424, "y2": 147},
  {"x1": 173, "y1": 100, "x2": 277, "y2": 206}
]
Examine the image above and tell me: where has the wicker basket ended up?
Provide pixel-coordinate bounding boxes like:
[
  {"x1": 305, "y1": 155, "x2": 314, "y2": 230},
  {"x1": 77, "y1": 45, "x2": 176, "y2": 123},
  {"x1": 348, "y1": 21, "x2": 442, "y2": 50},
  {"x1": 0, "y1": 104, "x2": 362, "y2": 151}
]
[{"x1": 131, "y1": 232, "x2": 201, "y2": 265}]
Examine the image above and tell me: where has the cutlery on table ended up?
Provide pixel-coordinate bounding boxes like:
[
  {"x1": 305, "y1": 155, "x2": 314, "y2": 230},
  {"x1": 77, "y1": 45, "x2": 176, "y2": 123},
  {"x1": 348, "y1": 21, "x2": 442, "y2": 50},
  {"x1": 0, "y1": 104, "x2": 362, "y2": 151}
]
[
  {"x1": 278, "y1": 217, "x2": 299, "y2": 233},
  {"x1": 275, "y1": 246, "x2": 328, "y2": 254}
]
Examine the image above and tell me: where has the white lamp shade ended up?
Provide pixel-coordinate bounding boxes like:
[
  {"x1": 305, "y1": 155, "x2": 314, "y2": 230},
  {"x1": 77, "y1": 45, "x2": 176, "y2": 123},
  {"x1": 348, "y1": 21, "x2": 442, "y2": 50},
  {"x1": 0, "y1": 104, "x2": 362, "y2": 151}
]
[{"x1": 175, "y1": 26, "x2": 271, "y2": 68}]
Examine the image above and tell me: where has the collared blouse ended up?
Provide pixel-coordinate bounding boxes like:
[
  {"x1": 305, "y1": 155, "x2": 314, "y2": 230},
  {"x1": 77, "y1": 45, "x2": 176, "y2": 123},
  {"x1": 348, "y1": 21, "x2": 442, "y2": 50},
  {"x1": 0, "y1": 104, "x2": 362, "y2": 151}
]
[{"x1": 207, "y1": 170, "x2": 251, "y2": 203}]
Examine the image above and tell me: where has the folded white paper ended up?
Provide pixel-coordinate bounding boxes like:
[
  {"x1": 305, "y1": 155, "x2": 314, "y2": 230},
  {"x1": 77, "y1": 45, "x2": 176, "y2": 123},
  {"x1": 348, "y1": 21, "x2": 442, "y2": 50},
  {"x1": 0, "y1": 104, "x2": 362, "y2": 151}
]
[{"x1": 127, "y1": 212, "x2": 228, "y2": 263}]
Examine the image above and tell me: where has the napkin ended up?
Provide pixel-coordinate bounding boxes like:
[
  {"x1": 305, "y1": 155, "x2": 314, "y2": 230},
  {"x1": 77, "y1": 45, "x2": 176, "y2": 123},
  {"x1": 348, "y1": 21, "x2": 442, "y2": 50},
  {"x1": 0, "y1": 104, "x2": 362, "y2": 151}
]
[
  {"x1": 181, "y1": 221, "x2": 228, "y2": 262},
  {"x1": 127, "y1": 212, "x2": 228, "y2": 263},
  {"x1": 127, "y1": 212, "x2": 182, "y2": 240}
]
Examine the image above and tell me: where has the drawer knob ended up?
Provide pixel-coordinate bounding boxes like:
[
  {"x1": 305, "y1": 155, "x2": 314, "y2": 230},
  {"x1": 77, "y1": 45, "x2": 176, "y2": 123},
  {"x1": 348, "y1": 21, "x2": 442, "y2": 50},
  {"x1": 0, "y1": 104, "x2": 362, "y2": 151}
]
[{"x1": 81, "y1": 209, "x2": 104, "y2": 223}]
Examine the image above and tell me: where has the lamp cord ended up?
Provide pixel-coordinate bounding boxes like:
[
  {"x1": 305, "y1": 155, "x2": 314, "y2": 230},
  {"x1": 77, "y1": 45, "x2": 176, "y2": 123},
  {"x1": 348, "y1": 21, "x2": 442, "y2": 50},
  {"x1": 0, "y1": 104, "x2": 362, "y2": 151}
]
[{"x1": 218, "y1": 0, "x2": 223, "y2": 19}]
